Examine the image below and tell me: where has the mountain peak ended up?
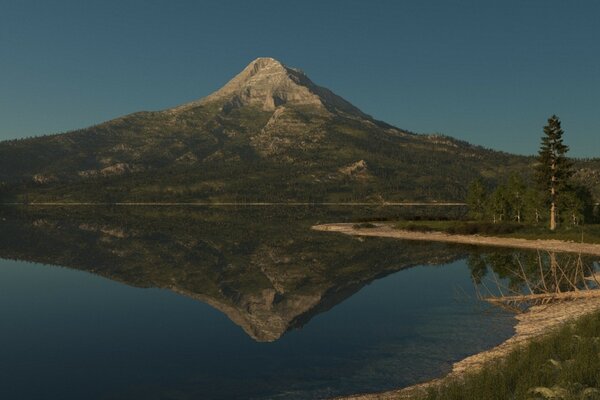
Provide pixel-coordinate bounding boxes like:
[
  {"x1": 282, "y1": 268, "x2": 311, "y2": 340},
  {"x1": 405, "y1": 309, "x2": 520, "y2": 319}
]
[
  {"x1": 248, "y1": 56, "x2": 286, "y2": 69},
  {"x1": 176, "y1": 58, "x2": 370, "y2": 118}
]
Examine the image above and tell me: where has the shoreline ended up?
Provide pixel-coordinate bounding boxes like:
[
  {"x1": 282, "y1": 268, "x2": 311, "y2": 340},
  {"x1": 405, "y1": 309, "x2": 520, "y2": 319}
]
[
  {"x1": 312, "y1": 222, "x2": 600, "y2": 256},
  {"x1": 317, "y1": 222, "x2": 600, "y2": 399},
  {"x1": 333, "y1": 298, "x2": 600, "y2": 400},
  {"x1": 0, "y1": 202, "x2": 466, "y2": 206}
]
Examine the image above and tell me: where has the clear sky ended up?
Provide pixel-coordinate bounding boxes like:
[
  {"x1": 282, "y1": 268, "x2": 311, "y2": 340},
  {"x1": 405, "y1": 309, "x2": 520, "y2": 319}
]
[{"x1": 1, "y1": 0, "x2": 599, "y2": 157}]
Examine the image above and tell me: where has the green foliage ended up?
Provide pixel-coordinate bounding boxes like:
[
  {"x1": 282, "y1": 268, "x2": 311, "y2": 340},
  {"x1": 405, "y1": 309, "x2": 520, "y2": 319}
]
[
  {"x1": 396, "y1": 220, "x2": 522, "y2": 235},
  {"x1": 0, "y1": 99, "x2": 538, "y2": 203},
  {"x1": 394, "y1": 219, "x2": 600, "y2": 244},
  {"x1": 465, "y1": 117, "x2": 596, "y2": 227},
  {"x1": 421, "y1": 311, "x2": 600, "y2": 400},
  {"x1": 488, "y1": 184, "x2": 511, "y2": 223},
  {"x1": 536, "y1": 115, "x2": 575, "y2": 229},
  {"x1": 1, "y1": 104, "x2": 599, "y2": 206},
  {"x1": 466, "y1": 179, "x2": 487, "y2": 220},
  {"x1": 536, "y1": 115, "x2": 573, "y2": 194},
  {"x1": 506, "y1": 173, "x2": 527, "y2": 222},
  {"x1": 353, "y1": 222, "x2": 377, "y2": 229},
  {"x1": 523, "y1": 187, "x2": 546, "y2": 225}
]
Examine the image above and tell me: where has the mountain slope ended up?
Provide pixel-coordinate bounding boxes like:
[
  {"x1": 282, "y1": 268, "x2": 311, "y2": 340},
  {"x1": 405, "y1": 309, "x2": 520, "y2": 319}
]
[{"x1": 0, "y1": 57, "x2": 589, "y2": 203}]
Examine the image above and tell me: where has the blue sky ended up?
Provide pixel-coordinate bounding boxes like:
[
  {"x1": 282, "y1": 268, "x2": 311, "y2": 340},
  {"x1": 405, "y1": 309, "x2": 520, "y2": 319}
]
[{"x1": 1, "y1": 0, "x2": 599, "y2": 157}]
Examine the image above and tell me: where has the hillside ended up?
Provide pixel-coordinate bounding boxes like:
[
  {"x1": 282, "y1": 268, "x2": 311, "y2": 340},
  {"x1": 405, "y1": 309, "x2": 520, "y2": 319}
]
[{"x1": 1, "y1": 57, "x2": 594, "y2": 203}]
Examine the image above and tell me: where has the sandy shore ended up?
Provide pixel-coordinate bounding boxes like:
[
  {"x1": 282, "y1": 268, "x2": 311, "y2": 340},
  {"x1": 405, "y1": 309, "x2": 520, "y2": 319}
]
[
  {"x1": 312, "y1": 223, "x2": 600, "y2": 256},
  {"x1": 316, "y1": 222, "x2": 600, "y2": 399}
]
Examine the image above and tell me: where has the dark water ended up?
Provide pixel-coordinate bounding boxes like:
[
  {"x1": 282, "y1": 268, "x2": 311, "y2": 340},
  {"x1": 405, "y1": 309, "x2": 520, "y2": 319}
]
[{"x1": 0, "y1": 207, "x2": 516, "y2": 399}]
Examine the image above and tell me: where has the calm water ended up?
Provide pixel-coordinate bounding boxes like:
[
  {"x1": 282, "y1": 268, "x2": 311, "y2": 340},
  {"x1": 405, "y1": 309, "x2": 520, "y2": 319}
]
[{"x1": 0, "y1": 207, "x2": 516, "y2": 399}]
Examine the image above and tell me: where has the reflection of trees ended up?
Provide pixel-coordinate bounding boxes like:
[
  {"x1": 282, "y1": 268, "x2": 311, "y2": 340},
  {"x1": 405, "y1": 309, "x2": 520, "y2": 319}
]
[
  {"x1": 468, "y1": 249, "x2": 600, "y2": 311},
  {"x1": 469, "y1": 251, "x2": 540, "y2": 289},
  {"x1": 0, "y1": 206, "x2": 466, "y2": 342}
]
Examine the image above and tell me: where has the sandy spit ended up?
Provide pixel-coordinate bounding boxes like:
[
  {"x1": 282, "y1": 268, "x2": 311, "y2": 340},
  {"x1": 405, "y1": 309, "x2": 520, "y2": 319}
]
[{"x1": 312, "y1": 223, "x2": 600, "y2": 256}]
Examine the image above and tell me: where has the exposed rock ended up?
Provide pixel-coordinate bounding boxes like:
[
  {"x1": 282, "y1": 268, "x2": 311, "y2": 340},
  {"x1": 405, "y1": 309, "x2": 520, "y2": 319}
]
[
  {"x1": 100, "y1": 163, "x2": 131, "y2": 175},
  {"x1": 110, "y1": 143, "x2": 133, "y2": 152},
  {"x1": 78, "y1": 223, "x2": 129, "y2": 238},
  {"x1": 339, "y1": 160, "x2": 372, "y2": 181},
  {"x1": 175, "y1": 151, "x2": 198, "y2": 164},
  {"x1": 250, "y1": 106, "x2": 327, "y2": 158},
  {"x1": 32, "y1": 173, "x2": 58, "y2": 184},
  {"x1": 78, "y1": 163, "x2": 142, "y2": 178},
  {"x1": 174, "y1": 57, "x2": 371, "y2": 118}
]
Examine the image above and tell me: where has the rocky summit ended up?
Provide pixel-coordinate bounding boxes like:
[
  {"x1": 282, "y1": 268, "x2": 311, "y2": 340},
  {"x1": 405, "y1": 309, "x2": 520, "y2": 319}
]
[
  {"x1": 0, "y1": 57, "x2": 597, "y2": 203},
  {"x1": 178, "y1": 57, "x2": 368, "y2": 117}
]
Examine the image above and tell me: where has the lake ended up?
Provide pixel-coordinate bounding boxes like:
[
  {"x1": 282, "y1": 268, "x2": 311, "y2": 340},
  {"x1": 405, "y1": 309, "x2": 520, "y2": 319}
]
[{"x1": 0, "y1": 206, "x2": 517, "y2": 399}]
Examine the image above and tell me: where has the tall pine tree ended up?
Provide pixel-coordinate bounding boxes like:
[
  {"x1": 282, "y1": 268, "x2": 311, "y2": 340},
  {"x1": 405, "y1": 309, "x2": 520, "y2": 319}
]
[{"x1": 536, "y1": 115, "x2": 572, "y2": 230}]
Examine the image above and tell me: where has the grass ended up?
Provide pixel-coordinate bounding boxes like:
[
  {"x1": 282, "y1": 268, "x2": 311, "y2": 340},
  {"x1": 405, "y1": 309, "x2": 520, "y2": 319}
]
[
  {"x1": 353, "y1": 222, "x2": 378, "y2": 229},
  {"x1": 502, "y1": 225, "x2": 600, "y2": 244},
  {"x1": 392, "y1": 220, "x2": 600, "y2": 244},
  {"x1": 420, "y1": 311, "x2": 600, "y2": 400}
]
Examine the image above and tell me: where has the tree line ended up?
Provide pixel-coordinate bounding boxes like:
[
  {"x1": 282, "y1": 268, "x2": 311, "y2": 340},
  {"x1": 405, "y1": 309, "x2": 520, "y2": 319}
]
[{"x1": 467, "y1": 115, "x2": 597, "y2": 228}]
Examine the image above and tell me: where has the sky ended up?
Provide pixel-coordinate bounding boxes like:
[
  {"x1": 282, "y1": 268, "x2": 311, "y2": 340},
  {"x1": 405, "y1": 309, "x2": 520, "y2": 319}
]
[{"x1": 1, "y1": 0, "x2": 599, "y2": 157}]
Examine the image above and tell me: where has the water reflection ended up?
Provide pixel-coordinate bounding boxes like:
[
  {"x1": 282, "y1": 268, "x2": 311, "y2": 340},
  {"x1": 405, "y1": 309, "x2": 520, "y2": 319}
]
[
  {"x1": 0, "y1": 206, "x2": 525, "y2": 399},
  {"x1": 468, "y1": 250, "x2": 600, "y2": 311},
  {"x1": 0, "y1": 206, "x2": 467, "y2": 342}
]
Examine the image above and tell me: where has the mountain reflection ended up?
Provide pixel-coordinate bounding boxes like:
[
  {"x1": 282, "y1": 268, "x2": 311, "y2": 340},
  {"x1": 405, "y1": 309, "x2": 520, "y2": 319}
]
[{"x1": 0, "y1": 206, "x2": 466, "y2": 342}]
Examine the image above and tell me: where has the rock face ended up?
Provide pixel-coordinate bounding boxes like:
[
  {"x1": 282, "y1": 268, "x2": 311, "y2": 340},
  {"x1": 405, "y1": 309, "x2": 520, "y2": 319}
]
[
  {"x1": 339, "y1": 160, "x2": 372, "y2": 181},
  {"x1": 177, "y1": 57, "x2": 369, "y2": 118}
]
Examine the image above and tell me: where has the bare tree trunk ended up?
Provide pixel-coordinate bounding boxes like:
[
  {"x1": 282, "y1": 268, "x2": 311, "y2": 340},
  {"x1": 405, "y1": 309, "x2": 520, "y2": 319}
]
[
  {"x1": 550, "y1": 251, "x2": 559, "y2": 292},
  {"x1": 550, "y1": 161, "x2": 557, "y2": 231},
  {"x1": 550, "y1": 199, "x2": 556, "y2": 230}
]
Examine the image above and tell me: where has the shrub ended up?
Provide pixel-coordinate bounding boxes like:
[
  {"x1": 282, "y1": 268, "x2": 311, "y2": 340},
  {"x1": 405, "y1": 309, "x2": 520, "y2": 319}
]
[
  {"x1": 353, "y1": 222, "x2": 377, "y2": 229},
  {"x1": 446, "y1": 222, "x2": 523, "y2": 235}
]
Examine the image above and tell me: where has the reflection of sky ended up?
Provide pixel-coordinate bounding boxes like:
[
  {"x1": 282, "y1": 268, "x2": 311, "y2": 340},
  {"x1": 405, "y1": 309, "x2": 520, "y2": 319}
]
[{"x1": 0, "y1": 257, "x2": 514, "y2": 400}]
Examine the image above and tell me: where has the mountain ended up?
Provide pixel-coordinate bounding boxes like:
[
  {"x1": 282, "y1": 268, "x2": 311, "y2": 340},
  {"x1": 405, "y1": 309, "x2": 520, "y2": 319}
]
[
  {"x1": 0, "y1": 57, "x2": 596, "y2": 202},
  {"x1": 176, "y1": 57, "x2": 370, "y2": 117}
]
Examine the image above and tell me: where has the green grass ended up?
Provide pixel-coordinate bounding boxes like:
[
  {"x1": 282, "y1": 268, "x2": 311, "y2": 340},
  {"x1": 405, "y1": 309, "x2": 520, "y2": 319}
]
[
  {"x1": 420, "y1": 311, "x2": 600, "y2": 400},
  {"x1": 353, "y1": 222, "x2": 378, "y2": 229},
  {"x1": 502, "y1": 225, "x2": 600, "y2": 245},
  {"x1": 393, "y1": 220, "x2": 600, "y2": 244}
]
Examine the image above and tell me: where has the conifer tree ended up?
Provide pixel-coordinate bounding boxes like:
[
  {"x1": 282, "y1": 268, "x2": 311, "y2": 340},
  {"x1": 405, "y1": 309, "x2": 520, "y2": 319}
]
[{"x1": 536, "y1": 115, "x2": 572, "y2": 230}]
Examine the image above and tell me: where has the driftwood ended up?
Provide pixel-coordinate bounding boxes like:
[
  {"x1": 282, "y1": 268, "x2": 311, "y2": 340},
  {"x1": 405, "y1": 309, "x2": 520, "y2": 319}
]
[{"x1": 485, "y1": 289, "x2": 600, "y2": 305}]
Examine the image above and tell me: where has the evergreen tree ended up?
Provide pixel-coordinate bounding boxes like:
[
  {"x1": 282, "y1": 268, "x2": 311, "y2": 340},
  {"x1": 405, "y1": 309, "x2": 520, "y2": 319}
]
[{"x1": 536, "y1": 115, "x2": 572, "y2": 230}]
